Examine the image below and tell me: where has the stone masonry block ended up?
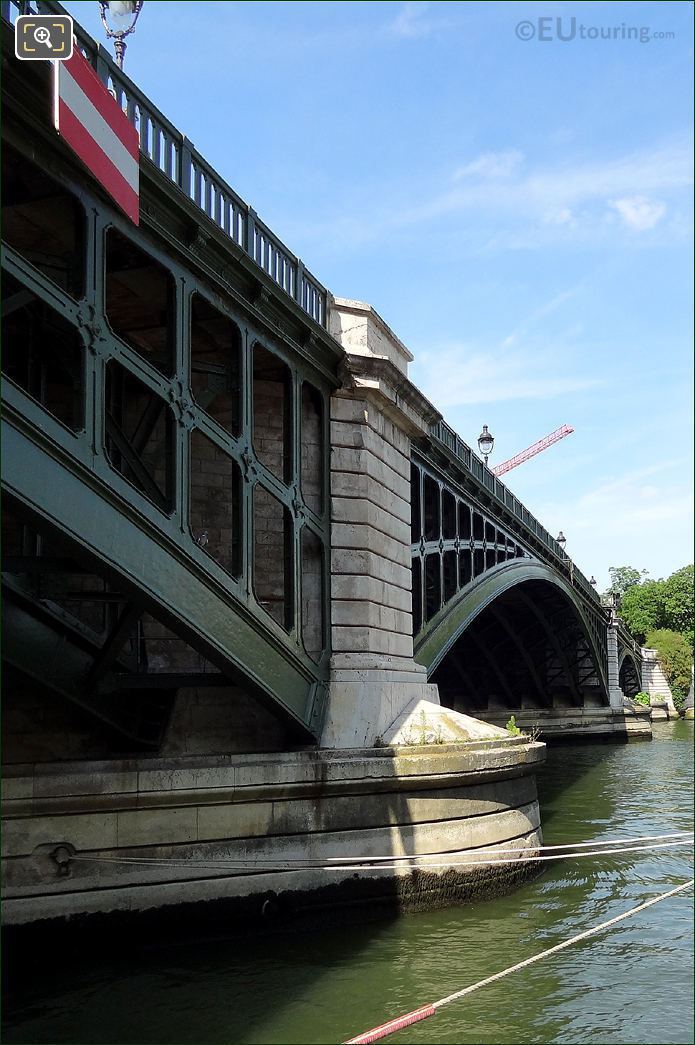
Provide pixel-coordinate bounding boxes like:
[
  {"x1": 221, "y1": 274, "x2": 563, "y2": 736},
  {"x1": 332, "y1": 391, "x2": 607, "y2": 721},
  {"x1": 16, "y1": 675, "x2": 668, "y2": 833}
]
[
  {"x1": 116, "y1": 807, "x2": 198, "y2": 848},
  {"x1": 330, "y1": 448, "x2": 410, "y2": 502},
  {"x1": 330, "y1": 421, "x2": 410, "y2": 481},
  {"x1": 331, "y1": 625, "x2": 414, "y2": 658},
  {"x1": 2, "y1": 812, "x2": 119, "y2": 858},
  {"x1": 330, "y1": 472, "x2": 411, "y2": 524},
  {"x1": 330, "y1": 652, "x2": 427, "y2": 673},
  {"x1": 331, "y1": 549, "x2": 412, "y2": 590},
  {"x1": 330, "y1": 396, "x2": 412, "y2": 458},
  {"x1": 331, "y1": 574, "x2": 412, "y2": 613},
  {"x1": 331, "y1": 496, "x2": 411, "y2": 544},
  {"x1": 332, "y1": 523, "x2": 411, "y2": 568},
  {"x1": 332, "y1": 600, "x2": 413, "y2": 635}
]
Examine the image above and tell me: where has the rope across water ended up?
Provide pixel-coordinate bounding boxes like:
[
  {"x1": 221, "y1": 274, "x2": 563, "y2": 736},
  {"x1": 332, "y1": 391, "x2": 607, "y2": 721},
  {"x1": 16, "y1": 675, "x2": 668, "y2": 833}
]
[
  {"x1": 343, "y1": 879, "x2": 695, "y2": 1044},
  {"x1": 68, "y1": 832, "x2": 693, "y2": 873}
]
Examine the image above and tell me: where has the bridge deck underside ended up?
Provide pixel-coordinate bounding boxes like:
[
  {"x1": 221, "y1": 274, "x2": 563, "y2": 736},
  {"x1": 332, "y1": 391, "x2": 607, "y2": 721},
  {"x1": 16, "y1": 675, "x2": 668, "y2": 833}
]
[{"x1": 432, "y1": 579, "x2": 608, "y2": 714}]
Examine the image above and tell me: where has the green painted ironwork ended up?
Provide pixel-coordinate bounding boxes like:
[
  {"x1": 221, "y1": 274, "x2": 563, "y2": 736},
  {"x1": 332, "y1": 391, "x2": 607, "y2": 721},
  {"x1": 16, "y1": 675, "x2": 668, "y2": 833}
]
[
  {"x1": 429, "y1": 419, "x2": 602, "y2": 609},
  {"x1": 617, "y1": 626, "x2": 643, "y2": 697},
  {"x1": 0, "y1": 26, "x2": 340, "y2": 737},
  {"x1": 411, "y1": 449, "x2": 610, "y2": 703}
]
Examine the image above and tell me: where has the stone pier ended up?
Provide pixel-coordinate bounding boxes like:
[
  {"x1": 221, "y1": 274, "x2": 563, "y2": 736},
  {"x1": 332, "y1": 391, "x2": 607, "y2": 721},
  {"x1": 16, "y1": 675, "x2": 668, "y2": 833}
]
[
  {"x1": 323, "y1": 298, "x2": 446, "y2": 748},
  {"x1": 606, "y1": 620, "x2": 626, "y2": 710}
]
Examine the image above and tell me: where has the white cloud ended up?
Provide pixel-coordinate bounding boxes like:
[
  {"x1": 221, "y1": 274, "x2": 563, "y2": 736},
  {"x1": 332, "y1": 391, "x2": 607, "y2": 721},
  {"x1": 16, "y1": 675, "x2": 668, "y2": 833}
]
[
  {"x1": 543, "y1": 207, "x2": 574, "y2": 226},
  {"x1": 610, "y1": 195, "x2": 667, "y2": 230},
  {"x1": 501, "y1": 287, "x2": 579, "y2": 348},
  {"x1": 288, "y1": 139, "x2": 692, "y2": 255},
  {"x1": 412, "y1": 343, "x2": 600, "y2": 408},
  {"x1": 454, "y1": 149, "x2": 524, "y2": 180},
  {"x1": 527, "y1": 465, "x2": 694, "y2": 588},
  {"x1": 390, "y1": 2, "x2": 437, "y2": 38}
]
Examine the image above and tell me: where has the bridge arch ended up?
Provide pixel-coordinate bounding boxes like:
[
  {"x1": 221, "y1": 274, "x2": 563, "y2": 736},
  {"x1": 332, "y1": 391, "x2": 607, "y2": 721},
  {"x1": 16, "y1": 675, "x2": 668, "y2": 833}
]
[
  {"x1": 416, "y1": 561, "x2": 609, "y2": 713},
  {"x1": 618, "y1": 649, "x2": 642, "y2": 698}
]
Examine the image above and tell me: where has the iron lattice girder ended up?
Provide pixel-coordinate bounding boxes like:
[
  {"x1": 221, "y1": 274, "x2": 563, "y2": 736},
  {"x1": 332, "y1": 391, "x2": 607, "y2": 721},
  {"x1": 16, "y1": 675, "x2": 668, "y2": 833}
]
[
  {"x1": 517, "y1": 596, "x2": 584, "y2": 703},
  {"x1": 488, "y1": 604, "x2": 552, "y2": 707},
  {"x1": 2, "y1": 419, "x2": 320, "y2": 731},
  {"x1": 464, "y1": 614, "x2": 544, "y2": 695},
  {"x1": 617, "y1": 625, "x2": 643, "y2": 688},
  {"x1": 444, "y1": 645, "x2": 479, "y2": 697},
  {"x1": 619, "y1": 654, "x2": 642, "y2": 698},
  {"x1": 409, "y1": 453, "x2": 610, "y2": 706},
  {"x1": 463, "y1": 626, "x2": 518, "y2": 708},
  {"x1": 0, "y1": 104, "x2": 343, "y2": 735},
  {"x1": 468, "y1": 585, "x2": 581, "y2": 706},
  {"x1": 2, "y1": 588, "x2": 160, "y2": 744},
  {"x1": 410, "y1": 450, "x2": 606, "y2": 644},
  {"x1": 417, "y1": 564, "x2": 609, "y2": 708},
  {"x1": 84, "y1": 601, "x2": 143, "y2": 688}
]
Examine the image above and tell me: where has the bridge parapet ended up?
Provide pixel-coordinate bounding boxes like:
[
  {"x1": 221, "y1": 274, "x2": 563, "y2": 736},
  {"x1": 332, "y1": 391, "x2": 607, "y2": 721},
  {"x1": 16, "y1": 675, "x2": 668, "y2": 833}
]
[
  {"x1": 1, "y1": 0, "x2": 328, "y2": 329},
  {"x1": 429, "y1": 419, "x2": 601, "y2": 609}
]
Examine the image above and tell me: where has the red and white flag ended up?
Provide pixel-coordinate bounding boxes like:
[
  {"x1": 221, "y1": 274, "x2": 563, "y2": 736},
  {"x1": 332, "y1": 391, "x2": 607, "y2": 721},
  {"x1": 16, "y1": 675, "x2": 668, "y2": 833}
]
[{"x1": 53, "y1": 49, "x2": 139, "y2": 224}]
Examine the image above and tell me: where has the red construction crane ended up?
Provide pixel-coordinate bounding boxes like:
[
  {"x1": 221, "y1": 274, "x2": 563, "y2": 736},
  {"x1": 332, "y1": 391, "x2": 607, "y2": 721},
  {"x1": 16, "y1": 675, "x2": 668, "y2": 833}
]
[{"x1": 492, "y1": 424, "x2": 574, "y2": 477}]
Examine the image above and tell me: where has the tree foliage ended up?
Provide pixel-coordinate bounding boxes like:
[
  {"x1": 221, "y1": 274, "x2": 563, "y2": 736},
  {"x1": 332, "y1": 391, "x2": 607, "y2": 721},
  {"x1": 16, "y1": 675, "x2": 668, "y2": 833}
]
[
  {"x1": 662, "y1": 565, "x2": 694, "y2": 650},
  {"x1": 608, "y1": 566, "x2": 648, "y2": 595},
  {"x1": 645, "y1": 628, "x2": 693, "y2": 708},
  {"x1": 610, "y1": 564, "x2": 693, "y2": 709},
  {"x1": 619, "y1": 580, "x2": 666, "y2": 644},
  {"x1": 611, "y1": 564, "x2": 694, "y2": 652}
]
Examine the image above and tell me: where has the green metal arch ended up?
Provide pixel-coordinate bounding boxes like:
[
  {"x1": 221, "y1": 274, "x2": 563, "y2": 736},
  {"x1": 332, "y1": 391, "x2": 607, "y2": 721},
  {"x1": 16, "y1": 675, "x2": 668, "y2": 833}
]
[
  {"x1": 414, "y1": 559, "x2": 609, "y2": 694},
  {"x1": 618, "y1": 647, "x2": 638, "y2": 669},
  {"x1": 618, "y1": 647, "x2": 642, "y2": 681}
]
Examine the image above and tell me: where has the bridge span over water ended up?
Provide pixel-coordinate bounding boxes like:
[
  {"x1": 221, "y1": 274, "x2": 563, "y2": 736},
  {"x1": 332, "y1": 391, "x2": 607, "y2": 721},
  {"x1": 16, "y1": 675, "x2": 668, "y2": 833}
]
[{"x1": 1, "y1": 1, "x2": 650, "y2": 929}]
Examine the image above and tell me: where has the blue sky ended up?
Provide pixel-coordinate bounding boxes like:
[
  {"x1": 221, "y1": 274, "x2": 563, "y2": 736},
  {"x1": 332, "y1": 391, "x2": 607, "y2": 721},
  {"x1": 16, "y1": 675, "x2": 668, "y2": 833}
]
[{"x1": 67, "y1": 0, "x2": 694, "y2": 589}]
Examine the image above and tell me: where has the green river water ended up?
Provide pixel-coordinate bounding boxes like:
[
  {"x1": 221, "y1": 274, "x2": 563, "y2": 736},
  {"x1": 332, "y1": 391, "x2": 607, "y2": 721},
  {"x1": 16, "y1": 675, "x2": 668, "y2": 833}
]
[{"x1": 3, "y1": 721, "x2": 694, "y2": 1045}]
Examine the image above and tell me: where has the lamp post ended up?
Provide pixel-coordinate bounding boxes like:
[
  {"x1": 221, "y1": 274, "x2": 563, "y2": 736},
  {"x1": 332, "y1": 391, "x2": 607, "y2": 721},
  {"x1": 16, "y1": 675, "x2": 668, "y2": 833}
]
[
  {"x1": 589, "y1": 576, "x2": 597, "y2": 587},
  {"x1": 556, "y1": 531, "x2": 566, "y2": 556},
  {"x1": 477, "y1": 425, "x2": 494, "y2": 467},
  {"x1": 98, "y1": 1, "x2": 144, "y2": 70}
]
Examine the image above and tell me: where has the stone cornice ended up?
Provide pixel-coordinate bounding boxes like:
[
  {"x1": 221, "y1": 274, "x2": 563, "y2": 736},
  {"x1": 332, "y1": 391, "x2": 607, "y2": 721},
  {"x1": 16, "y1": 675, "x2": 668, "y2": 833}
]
[
  {"x1": 338, "y1": 353, "x2": 442, "y2": 437},
  {"x1": 330, "y1": 296, "x2": 415, "y2": 363}
]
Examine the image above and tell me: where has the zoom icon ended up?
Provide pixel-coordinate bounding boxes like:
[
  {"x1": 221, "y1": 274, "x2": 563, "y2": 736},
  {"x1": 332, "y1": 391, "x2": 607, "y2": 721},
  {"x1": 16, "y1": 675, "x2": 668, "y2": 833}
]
[{"x1": 15, "y1": 14, "x2": 73, "y2": 60}]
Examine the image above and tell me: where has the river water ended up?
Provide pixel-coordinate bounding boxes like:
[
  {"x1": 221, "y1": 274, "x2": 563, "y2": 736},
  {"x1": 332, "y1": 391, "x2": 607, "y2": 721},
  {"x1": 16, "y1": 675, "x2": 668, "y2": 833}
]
[{"x1": 4, "y1": 721, "x2": 693, "y2": 1045}]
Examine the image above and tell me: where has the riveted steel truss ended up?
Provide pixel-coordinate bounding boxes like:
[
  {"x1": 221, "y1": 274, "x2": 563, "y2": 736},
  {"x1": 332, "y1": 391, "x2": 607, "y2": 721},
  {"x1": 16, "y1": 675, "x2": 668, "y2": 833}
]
[
  {"x1": 410, "y1": 457, "x2": 530, "y2": 637},
  {"x1": 411, "y1": 451, "x2": 610, "y2": 710},
  {"x1": 1, "y1": 110, "x2": 339, "y2": 739},
  {"x1": 431, "y1": 580, "x2": 609, "y2": 712},
  {"x1": 618, "y1": 648, "x2": 643, "y2": 698}
]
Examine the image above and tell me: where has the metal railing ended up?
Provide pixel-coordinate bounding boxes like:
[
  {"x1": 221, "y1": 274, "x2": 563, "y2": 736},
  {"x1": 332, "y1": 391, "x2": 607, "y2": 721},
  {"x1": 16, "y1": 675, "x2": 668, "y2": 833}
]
[
  {"x1": 430, "y1": 419, "x2": 602, "y2": 608},
  {"x1": 1, "y1": 0, "x2": 327, "y2": 328}
]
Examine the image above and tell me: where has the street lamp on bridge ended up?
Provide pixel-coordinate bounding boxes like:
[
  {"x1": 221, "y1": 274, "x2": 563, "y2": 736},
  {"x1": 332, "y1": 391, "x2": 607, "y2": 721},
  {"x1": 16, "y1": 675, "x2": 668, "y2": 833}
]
[
  {"x1": 477, "y1": 425, "x2": 494, "y2": 467},
  {"x1": 556, "y1": 531, "x2": 566, "y2": 555},
  {"x1": 98, "y1": 1, "x2": 144, "y2": 70}
]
